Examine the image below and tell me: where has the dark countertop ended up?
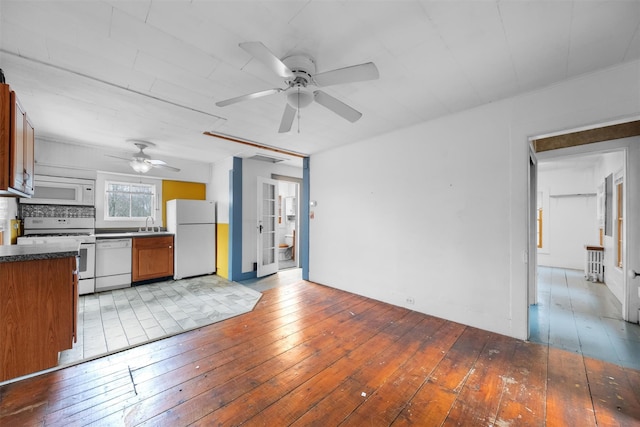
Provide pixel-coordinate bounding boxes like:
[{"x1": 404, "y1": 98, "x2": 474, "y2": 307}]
[
  {"x1": 95, "y1": 231, "x2": 173, "y2": 239},
  {"x1": 0, "y1": 242, "x2": 80, "y2": 263}
]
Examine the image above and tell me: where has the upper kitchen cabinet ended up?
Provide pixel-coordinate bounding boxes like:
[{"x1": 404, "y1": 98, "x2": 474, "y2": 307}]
[{"x1": 0, "y1": 83, "x2": 35, "y2": 198}]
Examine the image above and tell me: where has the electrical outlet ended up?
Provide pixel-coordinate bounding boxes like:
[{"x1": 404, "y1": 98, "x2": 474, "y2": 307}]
[{"x1": 406, "y1": 297, "x2": 415, "y2": 305}]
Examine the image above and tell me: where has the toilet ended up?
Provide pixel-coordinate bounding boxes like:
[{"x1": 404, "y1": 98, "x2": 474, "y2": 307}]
[
  {"x1": 278, "y1": 234, "x2": 294, "y2": 261},
  {"x1": 278, "y1": 244, "x2": 290, "y2": 261}
]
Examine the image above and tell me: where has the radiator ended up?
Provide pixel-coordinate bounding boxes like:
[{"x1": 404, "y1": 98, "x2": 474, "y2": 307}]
[{"x1": 585, "y1": 246, "x2": 604, "y2": 282}]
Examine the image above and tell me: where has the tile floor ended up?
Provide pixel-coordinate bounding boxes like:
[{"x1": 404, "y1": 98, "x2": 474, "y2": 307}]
[
  {"x1": 530, "y1": 266, "x2": 640, "y2": 370},
  {"x1": 59, "y1": 275, "x2": 262, "y2": 365}
]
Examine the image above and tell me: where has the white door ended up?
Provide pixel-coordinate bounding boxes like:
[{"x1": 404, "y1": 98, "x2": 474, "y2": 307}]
[
  {"x1": 528, "y1": 150, "x2": 538, "y2": 307},
  {"x1": 257, "y1": 177, "x2": 278, "y2": 277}
]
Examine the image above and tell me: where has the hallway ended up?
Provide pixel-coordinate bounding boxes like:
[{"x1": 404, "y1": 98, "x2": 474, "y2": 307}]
[{"x1": 530, "y1": 266, "x2": 640, "y2": 370}]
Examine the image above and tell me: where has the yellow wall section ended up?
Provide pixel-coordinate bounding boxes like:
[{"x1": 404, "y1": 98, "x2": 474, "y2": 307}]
[
  {"x1": 161, "y1": 180, "x2": 229, "y2": 279},
  {"x1": 216, "y1": 223, "x2": 229, "y2": 279},
  {"x1": 9, "y1": 219, "x2": 20, "y2": 244},
  {"x1": 161, "y1": 180, "x2": 206, "y2": 226}
]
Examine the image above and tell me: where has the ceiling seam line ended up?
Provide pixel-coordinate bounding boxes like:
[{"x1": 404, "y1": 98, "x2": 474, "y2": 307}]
[{"x1": 0, "y1": 49, "x2": 226, "y2": 121}]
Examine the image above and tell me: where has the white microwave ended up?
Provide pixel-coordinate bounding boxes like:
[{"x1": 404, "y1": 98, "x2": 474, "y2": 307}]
[{"x1": 21, "y1": 175, "x2": 95, "y2": 206}]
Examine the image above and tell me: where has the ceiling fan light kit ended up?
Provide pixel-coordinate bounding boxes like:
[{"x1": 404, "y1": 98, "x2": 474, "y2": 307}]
[
  {"x1": 130, "y1": 158, "x2": 153, "y2": 173},
  {"x1": 106, "y1": 140, "x2": 181, "y2": 173},
  {"x1": 216, "y1": 41, "x2": 379, "y2": 133}
]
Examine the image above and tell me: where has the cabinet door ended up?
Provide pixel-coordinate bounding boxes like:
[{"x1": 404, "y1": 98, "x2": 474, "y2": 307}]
[
  {"x1": 132, "y1": 236, "x2": 174, "y2": 282},
  {"x1": 9, "y1": 91, "x2": 25, "y2": 193},
  {"x1": 23, "y1": 113, "x2": 35, "y2": 196},
  {"x1": 0, "y1": 257, "x2": 76, "y2": 382},
  {"x1": 0, "y1": 85, "x2": 10, "y2": 191},
  {"x1": 71, "y1": 257, "x2": 78, "y2": 344}
]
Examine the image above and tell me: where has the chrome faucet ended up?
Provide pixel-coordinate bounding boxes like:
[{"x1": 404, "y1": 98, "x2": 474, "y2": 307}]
[{"x1": 145, "y1": 216, "x2": 154, "y2": 231}]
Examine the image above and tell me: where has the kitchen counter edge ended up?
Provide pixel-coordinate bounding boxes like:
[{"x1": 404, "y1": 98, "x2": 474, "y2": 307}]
[
  {"x1": 0, "y1": 242, "x2": 80, "y2": 263},
  {"x1": 95, "y1": 232, "x2": 174, "y2": 239}
]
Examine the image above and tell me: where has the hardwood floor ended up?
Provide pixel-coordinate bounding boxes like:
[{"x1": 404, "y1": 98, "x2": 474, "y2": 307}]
[{"x1": 1, "y1": 280, "x2": 639, "y2": 426}]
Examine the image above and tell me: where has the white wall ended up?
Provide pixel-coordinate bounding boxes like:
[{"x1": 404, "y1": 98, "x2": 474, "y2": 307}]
[
  {"x1": 309, "y1": 60, "x2": 640, "y2": 339},
  {"x1": 594, "y1": 151, "x2": 626, "y2": 303},
  {"x1": 537, "y1": 165, "x2": 601, "y2": 270},
  {"x1": 242, "y1": 159, "x2": 302, "y2": 273},
  {"x1": 0, "y1": 198, "x2": 18, "y2": 245},
  {"x1": 208, "y1": 156, "x2": 233, "y2": 224}
]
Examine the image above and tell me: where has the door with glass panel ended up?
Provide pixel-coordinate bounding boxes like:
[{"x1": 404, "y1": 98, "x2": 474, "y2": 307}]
[{"x1": 257, "y1": 177, "x2": 278, "y2": 277}]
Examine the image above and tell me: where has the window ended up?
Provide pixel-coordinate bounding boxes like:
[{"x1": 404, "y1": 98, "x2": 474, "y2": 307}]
[
  {"x1": 537, "y1": 207, "x2": 543, "y2": 248},
  {"x1": 616, "y1": 181, "x2": 623, "y2": 268},
  {"x1": 536, "y1": 191, "x2": 543, "y2": 249},
  {"x1": 104, "y1": 180, "x2": 156, "y2": 220}
]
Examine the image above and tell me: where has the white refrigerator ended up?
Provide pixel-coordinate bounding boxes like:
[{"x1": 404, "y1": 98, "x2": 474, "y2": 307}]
[{"x1": 166, "y1": 199, "x2": 216, "y2": 280}]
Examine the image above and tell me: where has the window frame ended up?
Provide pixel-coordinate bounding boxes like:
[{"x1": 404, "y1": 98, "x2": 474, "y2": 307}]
[
  {"x1": 536, "y1": 189, "x2": 549, "y2": 253},
  {"x1": 616, "y1": 179, "x2": 623, "y2": 269},
  {"x1": 103, "y1": 179, "x2": 157, "y2": 222}
]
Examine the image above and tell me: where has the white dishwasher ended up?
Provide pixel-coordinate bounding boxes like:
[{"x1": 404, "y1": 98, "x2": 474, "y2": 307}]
[{"x1": 95, "y1": 238, "x2": 132, "y2": 292}]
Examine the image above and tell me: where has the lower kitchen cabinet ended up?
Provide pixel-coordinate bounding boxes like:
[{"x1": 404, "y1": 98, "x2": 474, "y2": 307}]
[
  {"x1": 132, "y1": 235, "x2": 174, "y2": 283},
  {"x1": 0, "y1": 256, "x2": 77, "y2": 382}
]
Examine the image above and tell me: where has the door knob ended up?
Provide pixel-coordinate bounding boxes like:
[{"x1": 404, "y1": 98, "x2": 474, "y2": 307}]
[{"x1": 629, "y1": 269, "x2": 639, "y2": 279}]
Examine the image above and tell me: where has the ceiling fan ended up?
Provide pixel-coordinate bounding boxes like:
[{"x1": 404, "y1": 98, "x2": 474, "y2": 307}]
[
  {"x1": 216, "y1": 42, "x2": 379, "y2": 133},
  {"x1": 107, "y1": 140, "x2": 180, "y2": 173}
]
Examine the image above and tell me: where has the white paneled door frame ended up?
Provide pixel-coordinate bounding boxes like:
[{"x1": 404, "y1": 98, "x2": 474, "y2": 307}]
[{"x1": 257, "y1": 177, "x2": 279, "y2": 277}]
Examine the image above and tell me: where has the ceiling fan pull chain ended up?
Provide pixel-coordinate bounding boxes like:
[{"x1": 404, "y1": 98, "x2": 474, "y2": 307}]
[{"x1": 297, "y1": 88, "x2": 301, "y2": 133}]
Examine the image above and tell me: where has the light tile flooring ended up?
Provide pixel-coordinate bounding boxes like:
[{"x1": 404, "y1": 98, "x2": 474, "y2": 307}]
[
  {"x1": 59, "y1": 275, "x2": 262, "y2": 365},
  {"x1": 530, "y1": 266, "x2": 640, "y2": 370}
]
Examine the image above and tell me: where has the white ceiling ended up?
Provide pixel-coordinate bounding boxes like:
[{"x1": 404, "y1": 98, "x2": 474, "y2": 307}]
[{"x1": 1, "y1": 1, "x2": 639, "y2": 168}]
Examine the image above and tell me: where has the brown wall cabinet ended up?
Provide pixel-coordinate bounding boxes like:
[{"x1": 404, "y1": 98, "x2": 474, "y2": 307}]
[
  {"x1": 0, "y1": 83, "x2": 35, "y2": 198},
  {"x1": 132, "y1": 235, "x2": 174, "y2": 283},
  {"x1": 0, "y1": 256, "x2": 77, "y2": 382}
]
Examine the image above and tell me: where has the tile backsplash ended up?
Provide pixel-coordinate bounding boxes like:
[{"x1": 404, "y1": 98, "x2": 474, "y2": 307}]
[{"x1": 19, "y1": 204, "x2": 96, "y2": 219}]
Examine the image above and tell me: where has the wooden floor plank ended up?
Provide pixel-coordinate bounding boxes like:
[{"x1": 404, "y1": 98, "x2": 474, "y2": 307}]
[
  {"x1": 493, "y1": 340, "x2": 548, "y2": 426},
  {"x1": 137, "y1": 302, "x2": 406, "y2": 426},
  {"x1": 545, "y1": 346, "x2": 597, "y2": 426},
  {"x1": 242, "y1": 310, "x2": 431, "y2": 426},
  {"x1": 391, "y1": 326, "x2": 492, "y2": 425},
  {"x1": 442, "y1": 333, "x2": 519, "y2": 426},
  {"x1": 584, "y1": 357, "x2": 640, "y2": 426},
  {"x1": 241, "y1": 312, "x2": 430, "y2": 425},
  {"x1": 340, "y1": 319, "x2": 465, "y2": 426},
  {"x1": 288, "y1": 314, "x2": 445, "y2": 426},
  {"x1": 1, "y1": 281, "x2": 639, "y2": 427}
]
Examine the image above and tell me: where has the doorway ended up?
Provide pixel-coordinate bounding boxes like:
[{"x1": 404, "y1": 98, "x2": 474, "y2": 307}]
[
  {"x1": 528, "y1": 137, "x2": 640, "y2": 366},
  {"x1": 275, "y1": 178, "x2": 300, "y2": 271},
  {"x1": 528, "y1": 120, "x2": 640, "y2": 332}
]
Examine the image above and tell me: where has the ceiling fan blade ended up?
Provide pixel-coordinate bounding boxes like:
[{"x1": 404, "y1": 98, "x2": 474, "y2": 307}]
[
  {"x1": 239, "y1": 42, "x2": 294, "y2": 78},
  {"x1": 105, "y1": 154, "x2": 133, "y2": 161},
  {"x1": 314, "y1": 91, "x2": 362, "y2": 123},
  {"x1": 313, "y1": 62, "x2": 379, "y2": 87},
  {"x1": 216, "y1": 88, "x2": 283, "y2": 107},
  {"x1": 279, "y1": 103, "x2": 296, "y2": 133},
  {"x1": 148, "y1": 160, "x2": 180, "y2": 172}
]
